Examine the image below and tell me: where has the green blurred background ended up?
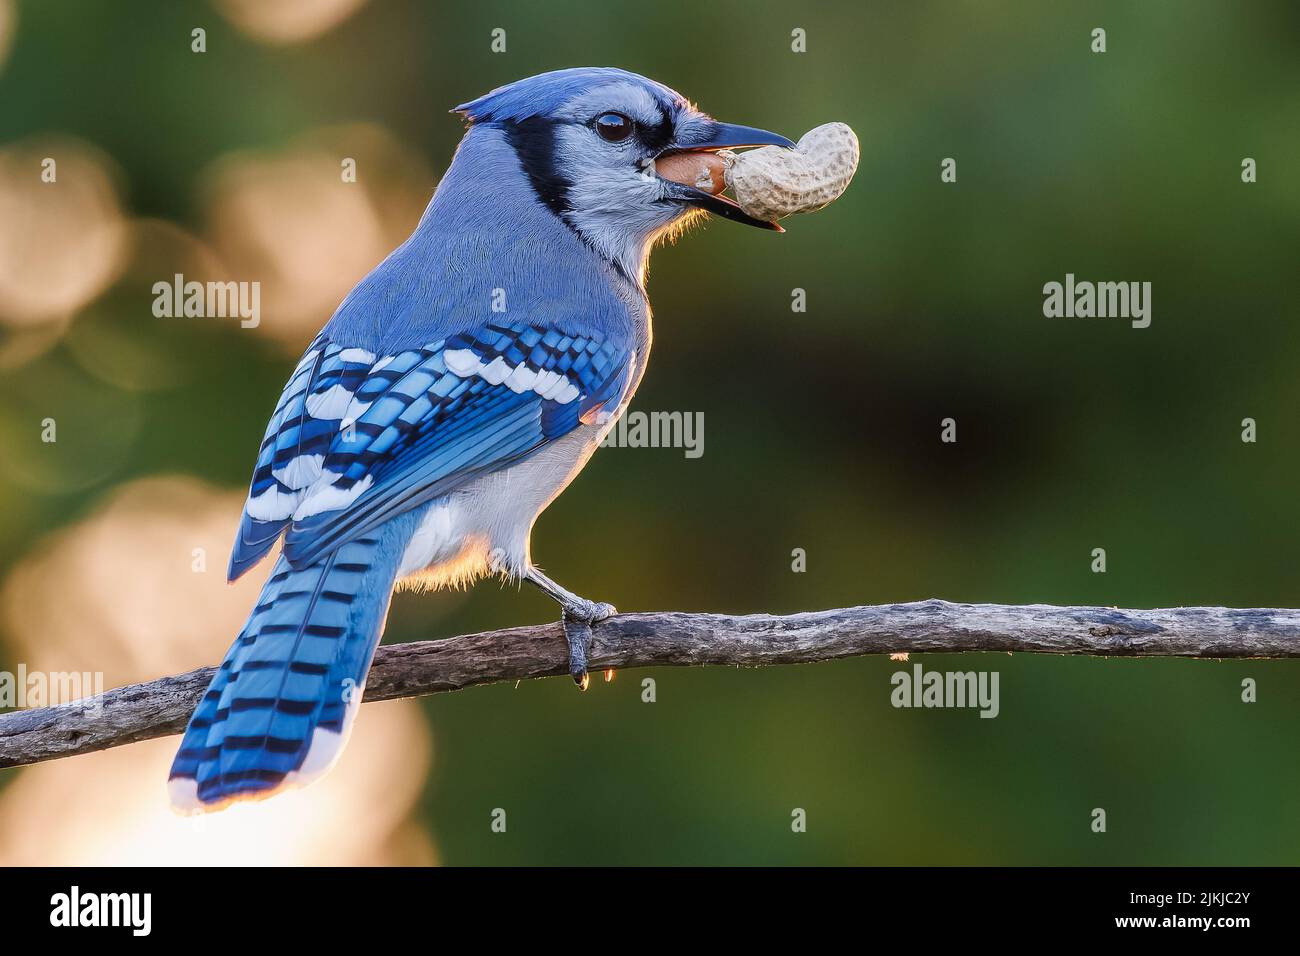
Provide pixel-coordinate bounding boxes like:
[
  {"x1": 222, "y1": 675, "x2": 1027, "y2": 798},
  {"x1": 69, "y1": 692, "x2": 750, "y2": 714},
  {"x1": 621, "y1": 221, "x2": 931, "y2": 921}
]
[{"x1": 0, "y1": 0, "x2": 1297, "y2": 864}]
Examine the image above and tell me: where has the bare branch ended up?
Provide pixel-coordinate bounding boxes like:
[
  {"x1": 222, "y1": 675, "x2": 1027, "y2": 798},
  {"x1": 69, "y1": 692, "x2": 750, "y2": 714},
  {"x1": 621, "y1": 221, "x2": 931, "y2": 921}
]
[{"x1": 2, "y1": 600, "x2": 1295, "y2": 769}]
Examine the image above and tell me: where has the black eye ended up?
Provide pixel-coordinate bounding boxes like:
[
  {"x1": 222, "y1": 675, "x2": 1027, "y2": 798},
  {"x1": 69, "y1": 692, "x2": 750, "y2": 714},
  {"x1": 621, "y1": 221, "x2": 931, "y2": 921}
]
[{"x1": 594, "y1": 112, "x2": 634, "y2": 143}]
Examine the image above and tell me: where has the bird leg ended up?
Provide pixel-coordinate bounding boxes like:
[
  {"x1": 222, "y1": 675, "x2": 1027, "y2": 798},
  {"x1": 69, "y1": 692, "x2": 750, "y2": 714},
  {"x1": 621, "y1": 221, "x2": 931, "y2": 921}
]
[{"x1": 525, "y1": 567, "x2": 616, "y2": 690}]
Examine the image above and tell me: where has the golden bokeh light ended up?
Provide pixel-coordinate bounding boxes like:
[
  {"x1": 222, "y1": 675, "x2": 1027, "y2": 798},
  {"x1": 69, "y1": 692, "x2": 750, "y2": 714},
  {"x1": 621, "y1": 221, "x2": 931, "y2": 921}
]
[
  {"x1": 0, "y1": 0, "x2": 14, "y2": 74},
  {"x1": 0, "y1": 136, "x2": 128, "y2": 329},
  {"x1": 1, "y1": 476, "x2": 263, "y2": 686},
  {"x1": 0, "y1": 473, "x2": 437, "y2": 864},
  {"x1": 200, "y1": 124, "x2": 432, "y2": 350},
  {"x1": 216, "y1": 0, "x2": 370, "y2": 46},
  {"x1": 0, "y1": 700, "x2": 435, "y2": 866}
]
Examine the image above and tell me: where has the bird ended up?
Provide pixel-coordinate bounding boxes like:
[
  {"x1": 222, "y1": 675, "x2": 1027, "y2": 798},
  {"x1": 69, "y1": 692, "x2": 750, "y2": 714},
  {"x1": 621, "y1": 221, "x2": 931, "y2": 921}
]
[{"x1": 168, "y1": 67, "x2": 794, "y2": 813}]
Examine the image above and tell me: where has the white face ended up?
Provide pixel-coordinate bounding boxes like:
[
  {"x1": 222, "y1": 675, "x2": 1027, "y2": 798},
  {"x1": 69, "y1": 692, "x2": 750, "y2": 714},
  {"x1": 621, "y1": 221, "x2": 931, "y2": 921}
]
[{"x1": 549, "y1": 81, "x2": 716, "y2": 277}]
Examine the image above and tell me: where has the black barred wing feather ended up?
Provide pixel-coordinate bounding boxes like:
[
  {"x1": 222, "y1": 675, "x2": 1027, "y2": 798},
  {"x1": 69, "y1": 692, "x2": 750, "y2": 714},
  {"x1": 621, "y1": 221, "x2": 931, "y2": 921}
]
[{"x1": 228, "y1": 322, "x2": 631, "y2": 579}]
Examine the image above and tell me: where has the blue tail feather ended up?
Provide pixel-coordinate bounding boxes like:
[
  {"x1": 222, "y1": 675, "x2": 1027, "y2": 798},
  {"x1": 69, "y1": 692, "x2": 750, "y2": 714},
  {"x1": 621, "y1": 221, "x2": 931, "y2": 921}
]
[{"x1": 169, "y1": 510, "x2": 422, "y2": 811}]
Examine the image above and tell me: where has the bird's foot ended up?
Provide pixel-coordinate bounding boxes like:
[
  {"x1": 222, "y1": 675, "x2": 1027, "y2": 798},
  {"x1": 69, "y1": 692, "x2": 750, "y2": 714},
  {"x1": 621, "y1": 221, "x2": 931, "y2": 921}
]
[{"x1": 560, "y1": 598, "x2": 616, "y2": 691}]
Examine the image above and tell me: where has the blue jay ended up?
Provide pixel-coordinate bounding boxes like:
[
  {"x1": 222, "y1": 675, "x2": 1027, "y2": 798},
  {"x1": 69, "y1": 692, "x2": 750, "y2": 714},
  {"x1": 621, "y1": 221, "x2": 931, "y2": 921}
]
[{"x1": 169, "y1": 67, "x2": 793, "y2": 813}]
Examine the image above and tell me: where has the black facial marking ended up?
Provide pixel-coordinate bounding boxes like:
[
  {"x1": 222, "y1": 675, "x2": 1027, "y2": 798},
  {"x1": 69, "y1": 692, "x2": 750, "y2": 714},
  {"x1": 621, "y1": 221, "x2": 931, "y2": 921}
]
[
  {"x1": 502, "y1": 116, "x2": 572, "y2": 219},
  {"x1": 638, "y1": 103, "x2": 675, "y2": 153},
  {"x1": 497, "y1": 106, "x2": 672, "y2": 285}
]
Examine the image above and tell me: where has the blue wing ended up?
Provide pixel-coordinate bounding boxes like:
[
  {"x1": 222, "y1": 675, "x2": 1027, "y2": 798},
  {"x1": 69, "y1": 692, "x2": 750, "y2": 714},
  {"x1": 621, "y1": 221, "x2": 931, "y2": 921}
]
[{"x1": 228, "y1": 320, "x2": 632, "y2": 580}]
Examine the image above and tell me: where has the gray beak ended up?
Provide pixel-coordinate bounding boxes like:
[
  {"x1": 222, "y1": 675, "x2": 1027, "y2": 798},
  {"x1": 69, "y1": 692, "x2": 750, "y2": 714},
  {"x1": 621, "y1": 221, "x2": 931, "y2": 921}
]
[{"x1": 669, "y1": 122, "x2": 796, "y2": 153}]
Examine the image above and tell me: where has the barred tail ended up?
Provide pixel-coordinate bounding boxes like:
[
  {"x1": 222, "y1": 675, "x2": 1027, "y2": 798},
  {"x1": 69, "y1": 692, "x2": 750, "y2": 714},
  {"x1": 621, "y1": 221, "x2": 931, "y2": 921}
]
[{"x1": 168, "y1": 513, "x2": 417, "y2": 813}]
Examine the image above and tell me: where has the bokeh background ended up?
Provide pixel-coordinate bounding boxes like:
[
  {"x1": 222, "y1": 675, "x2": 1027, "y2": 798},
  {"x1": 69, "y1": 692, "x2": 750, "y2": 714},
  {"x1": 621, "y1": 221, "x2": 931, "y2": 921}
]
[{"x1": 0, "y1": 0, "x2": 1297, "y2": 865}]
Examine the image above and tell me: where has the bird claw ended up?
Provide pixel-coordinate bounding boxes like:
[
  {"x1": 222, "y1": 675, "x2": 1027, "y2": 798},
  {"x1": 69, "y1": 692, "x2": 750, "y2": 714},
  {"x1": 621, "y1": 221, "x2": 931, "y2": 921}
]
[{"x1": 562, "y1": 600, "x2": 616, "y2": 690}]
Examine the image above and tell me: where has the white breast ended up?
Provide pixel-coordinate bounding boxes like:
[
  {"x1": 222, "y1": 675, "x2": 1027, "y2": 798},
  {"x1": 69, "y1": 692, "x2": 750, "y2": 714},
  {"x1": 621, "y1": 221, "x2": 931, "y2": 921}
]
[{"x1": 395, "y1": 423, "x2": 610, "y2": 590}]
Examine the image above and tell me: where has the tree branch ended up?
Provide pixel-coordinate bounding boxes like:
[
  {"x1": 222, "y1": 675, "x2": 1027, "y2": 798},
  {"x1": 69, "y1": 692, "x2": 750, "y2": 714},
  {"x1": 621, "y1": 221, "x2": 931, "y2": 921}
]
[{"x1": 2, "y1": 600, "x2": 1295, "y2": 769}]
